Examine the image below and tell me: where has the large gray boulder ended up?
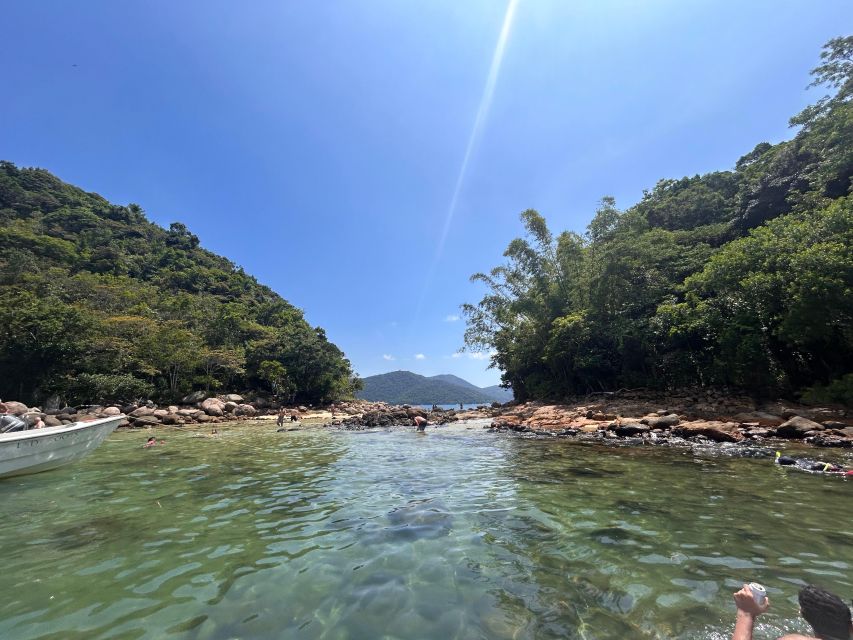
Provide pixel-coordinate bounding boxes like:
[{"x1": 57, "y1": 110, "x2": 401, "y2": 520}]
[
  {"x1": 182, "y1": 391, "x2": 207, "y2": 404},
  {"x1": 235, "y1": 404, "x2": 256, "y2": 416},
  {"x1": 223, "y1": 394, "x2": 244, "y2": 403},
  {"x1": 776, "y1": 416, "x2": 825, "y2": 438}
]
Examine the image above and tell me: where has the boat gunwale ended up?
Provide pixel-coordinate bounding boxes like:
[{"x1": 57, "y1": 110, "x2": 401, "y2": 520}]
[{"x1": 0, "y1": 415, "x2": 126, "y2": 443}]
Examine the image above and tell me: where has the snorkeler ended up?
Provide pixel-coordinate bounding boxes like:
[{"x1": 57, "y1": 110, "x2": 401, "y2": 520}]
[{"x1": 774, "y1": 451, "x2": 853, "y2": 475}]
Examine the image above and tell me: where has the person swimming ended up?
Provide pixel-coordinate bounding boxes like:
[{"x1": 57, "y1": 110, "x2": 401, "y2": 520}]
[{"x1": 775, "y1": 451, "x2": 852, "y2": 475}]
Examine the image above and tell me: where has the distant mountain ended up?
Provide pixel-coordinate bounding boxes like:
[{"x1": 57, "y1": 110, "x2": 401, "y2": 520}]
[
  {"x1": 429, "y1": 374, "x2": 482, "y2": 391},
  {"x1": 357, "y1": 371, "x2": 512, "y2": 405},
  {"x1": 481, "y1": 385, "x2": 514, "y2": 403},
  {"x1": 430, "y1": 374, "x2": 513, "y2": 403}
]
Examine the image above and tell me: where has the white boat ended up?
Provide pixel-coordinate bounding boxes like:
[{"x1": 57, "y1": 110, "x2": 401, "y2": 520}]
[{"x1": 0, "y1": 415, "x2": 125, "y2": 479}]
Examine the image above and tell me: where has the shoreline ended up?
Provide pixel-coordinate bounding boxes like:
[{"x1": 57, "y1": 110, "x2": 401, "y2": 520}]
[{"x1": 3, "y1": 391, "x2": 851, "y2": 449}]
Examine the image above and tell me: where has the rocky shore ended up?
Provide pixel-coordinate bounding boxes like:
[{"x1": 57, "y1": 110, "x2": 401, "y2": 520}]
[
  {"x1": 3, "y1": 389, "x2": 850, "y2": 449},
  {"x1": 487, "y1": 389, "x2": 853, "y2": 448}
]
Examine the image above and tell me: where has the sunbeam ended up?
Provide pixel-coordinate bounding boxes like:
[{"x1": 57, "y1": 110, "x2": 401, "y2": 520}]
[{"x1": 414, "y1": 0, "x2": 520, "y2": 319}]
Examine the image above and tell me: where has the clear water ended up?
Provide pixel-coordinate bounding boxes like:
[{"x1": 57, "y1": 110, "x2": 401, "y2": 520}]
[{"x1": 1, "y1": 422, "x2": 851, "y2": 640}]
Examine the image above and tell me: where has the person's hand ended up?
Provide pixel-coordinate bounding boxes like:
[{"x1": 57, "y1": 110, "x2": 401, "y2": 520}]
[{"x1": 733, "y1": 584, "x2": 770, "y2": 617}]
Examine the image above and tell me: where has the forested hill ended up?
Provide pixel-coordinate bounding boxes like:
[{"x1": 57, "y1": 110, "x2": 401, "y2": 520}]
[
  {"x1": 464, "y1": 37, "x2": 853, "y2": 405},
  {"x1": 357, "y1": 371, "x2": 503, "y2": 404},
  {"x1": 0, "y1": 163, "x2": 357, "y2": 405}
]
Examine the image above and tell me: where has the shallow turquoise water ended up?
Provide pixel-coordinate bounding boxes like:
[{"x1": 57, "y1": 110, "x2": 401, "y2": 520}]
[{"x1": 1, "y1": 423, "x2": 851, "y2": 639}]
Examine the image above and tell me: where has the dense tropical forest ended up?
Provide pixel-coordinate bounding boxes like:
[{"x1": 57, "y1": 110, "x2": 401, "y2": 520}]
[
  {"x1": 464, "y1": 37, "x2": 853, "y2": 404},
  {"x1": 0, "y1": 165, "x2": 359, "y2": 406}
]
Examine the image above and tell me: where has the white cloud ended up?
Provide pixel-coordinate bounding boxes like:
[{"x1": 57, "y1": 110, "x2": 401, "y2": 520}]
[
  {"x1": 451, "y1": 352, "x2": 462, "y2": 359},
  {"x1": 414, "y1": 353, "x2": 426, "y2": 360},
  {"x1": 444, "y1": 314, "x2": 460, "y2": 322},
  {"x1": 382, "y1": 354, "x2": 395, "y2": 361},
  {"x1": 468, "y1": 350, "x2": 497, "y2": 360}
]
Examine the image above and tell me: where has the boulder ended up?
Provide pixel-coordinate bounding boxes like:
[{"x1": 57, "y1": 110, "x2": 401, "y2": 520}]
[
  {"x1": 732, "y1": 412, "x2": 784, "y2": 427},
  {"x1": 161, "y1": 414, "x2": 181, "y2": 425},
  {"x1": 102, "y1": 406, "x2": 122, "y2": 416},
  {"x1": 235, "y1": 404, "x2": 256, "y2": 416},
  {"x1": 615, "y1": 423, "x2": 650, "y2": 437},
  {"x1": 2, "y1": 401, "x2": 28, "y2": 416},
  {"x1": 252, "y1": 397, "x2": 269, "y2": 409},
  {"x1": 202, "y1": 397, "x2": 225, "y2": 410},
  {"x1": 130, "y1": 406, "x2": 155, "y2": 418},
  {"x1": 204, "y1": 405, "x2": 224, "y2": 417},
  {"x1": 223, "y1": 401, "x2": 238, "y2": 413},
  {"x1": 195, "y1": 413, "x2": 212, "y2": 423},
  {"x1": 167, "y1": 405, "x2": 179, "y2": 413},
  {"x1": 177, "y1": 409, "x2": 201, "y2": 417},
  {"x1": 223, "y1": 394, "x2": 244, "y2": 403},
  {"x1": 642, "y1": 414, "x2": 680, "y2": 428},
  {"x1": 776, "y1": 416, "x2": 825, "y2": 439},
  {"x1": 673, "y1": 421, "x2": 743, "y2": 443},
  {"x1": 153, "y1": 409, "x2": 169, "y2": 418},
  {"x1": 182, "y1": 391, "x2": 207, "y2": 404},
  {"x1": 121, "y1": 404, "x2": 138, "y2": 415},
  {"x1": 43, "y1": 416, "x2": 63, "y2": 427}
]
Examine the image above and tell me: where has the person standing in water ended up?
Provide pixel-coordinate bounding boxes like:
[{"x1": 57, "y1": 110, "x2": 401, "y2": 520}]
[
  {"x1": 413, "y1": 415, "x2": 427, "y2": 431},
  {"x1": 277, "y1": 408, "x2": 286, "y2": 428}
]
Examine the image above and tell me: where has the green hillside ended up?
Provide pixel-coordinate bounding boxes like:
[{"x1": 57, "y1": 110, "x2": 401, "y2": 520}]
[
  {"x1": 0, "y1": 164, "x2": 358, "y2": 405},
  {"x1": 357, "y1": 371, "x2": 497, "y2": 404},
  {"x1": 464, "y1": 37, "x2": 853, "y2": 404}
]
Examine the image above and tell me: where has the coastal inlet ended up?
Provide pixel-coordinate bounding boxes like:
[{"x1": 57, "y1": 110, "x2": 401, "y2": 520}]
[{"x1": 1, "y1": 421, "x2": 850, "y2": 639}]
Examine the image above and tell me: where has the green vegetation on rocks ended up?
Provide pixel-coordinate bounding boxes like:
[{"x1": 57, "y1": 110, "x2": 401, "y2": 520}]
[
  {"x1": 464, "y1": 37, "x2": 853, "y2": 403},
  {"x1": 0, "y1": 164, "x2": 359, "y2": 405}
]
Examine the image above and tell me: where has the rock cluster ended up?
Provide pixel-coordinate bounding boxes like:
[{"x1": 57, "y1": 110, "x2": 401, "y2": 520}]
[
  {"x1": 489, "y1": 393, "x2": 852, "y2": 447},
  {"x1": 1, "y1": 394, "x2": 302, "y2": 429},
  {"x1": 339, "y1": 403, "x2": 489, "y2": 429}
]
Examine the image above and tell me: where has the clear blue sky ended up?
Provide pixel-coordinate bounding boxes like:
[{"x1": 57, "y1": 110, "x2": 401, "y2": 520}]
[{"x1": 1, "y1": 1, "x2": 850, "y2": 386}]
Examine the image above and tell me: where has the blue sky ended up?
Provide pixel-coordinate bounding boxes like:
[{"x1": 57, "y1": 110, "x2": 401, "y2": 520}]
[{"x1": 1, "y1": 1, "x2": 850, "y2": 387}]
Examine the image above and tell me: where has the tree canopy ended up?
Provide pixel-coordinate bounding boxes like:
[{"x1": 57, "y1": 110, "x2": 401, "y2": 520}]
[
  {"x1": 464, "y1": 37, "x2": 853, "y2": 404},
  {"x1": 0, "y1": 164, "x2": 358, "y2": 405}
]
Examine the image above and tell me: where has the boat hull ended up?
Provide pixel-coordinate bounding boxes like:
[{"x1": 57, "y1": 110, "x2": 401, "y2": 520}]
[{"x1": 0, "y1": 416, "x2": 124, "y2": 479}]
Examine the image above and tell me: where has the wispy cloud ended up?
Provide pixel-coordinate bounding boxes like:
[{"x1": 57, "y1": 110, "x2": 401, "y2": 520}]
[
  {"x1": 444, "y1": 314, "x2": 460, "y2": 322},
  {"x1": 468, "y1": 350, "x2": 497, "y2": 361},
  {"x1": 451, "y1": 352, "x2": 462, "y2": 359},
  {"x1": 414, "y1": 353, "x2": 426, "y2": 360},
  {"x1": 382, "y1": 354, "x2": 395, "y2": 361}
]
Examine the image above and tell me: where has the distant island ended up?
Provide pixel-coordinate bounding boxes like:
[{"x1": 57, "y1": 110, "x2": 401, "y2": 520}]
[{"x1": 356, "y1": 370, "x2": 512, "y2": 405}]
